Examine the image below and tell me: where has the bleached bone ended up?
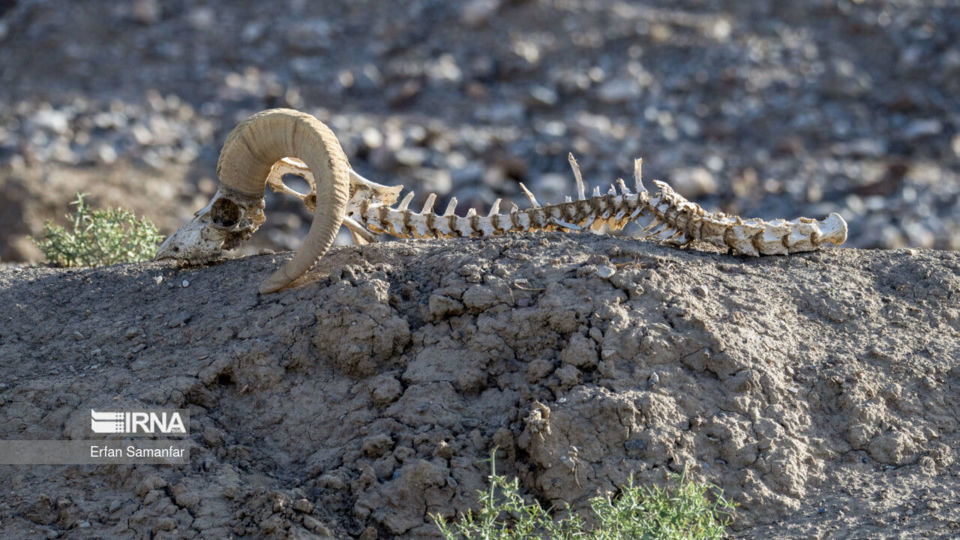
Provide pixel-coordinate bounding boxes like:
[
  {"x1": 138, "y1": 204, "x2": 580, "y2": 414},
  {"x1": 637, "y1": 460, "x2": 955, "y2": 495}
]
[
  {"x1": 397, "y1": 191, "x2": 415, "y2": 212},
  {"x1": 421, "y1": 193, "x2": 437, "y2": 214},
  {"x1": 158, "y1": 108, "x2": 849, "y2": 294},
  {"x1": 568, "y1": 153, "x2": 587, "y2": 201},
  {"x1": 443, "y1": 198, "x2": 458, "y2": 216},
  {"x1": 519, "y1": 183, "x2": 540, "y2": 208},
  {"x1": 264, "y1": 157, "x2": 376, "y2": 244},
  {"x1": 349, "y1": 161, "x2": 847, "y2": 255},
  {"x1": 634, "y1": 158, "x2": 643, "y2": 192}
]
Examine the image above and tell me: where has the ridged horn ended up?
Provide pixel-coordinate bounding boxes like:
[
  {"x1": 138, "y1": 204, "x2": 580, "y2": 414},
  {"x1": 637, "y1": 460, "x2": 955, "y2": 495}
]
[{"x1": 217, "y1": 109, "x2": 351, "y2": 293}]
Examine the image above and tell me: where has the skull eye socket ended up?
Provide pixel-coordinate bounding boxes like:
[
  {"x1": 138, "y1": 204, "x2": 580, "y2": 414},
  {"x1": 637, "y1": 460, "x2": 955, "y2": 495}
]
[{"x1": 211, "y1": 197, "x2": 241, "y2": 228}]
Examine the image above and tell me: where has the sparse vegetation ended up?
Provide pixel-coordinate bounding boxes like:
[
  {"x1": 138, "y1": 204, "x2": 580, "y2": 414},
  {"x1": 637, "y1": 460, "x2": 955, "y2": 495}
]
[
  {"x1": 434, "y1": 452, "x2": 734, "y2": 540},
  {"x1": 33, "y1": 193, "x2": 162, "y2": 267}
]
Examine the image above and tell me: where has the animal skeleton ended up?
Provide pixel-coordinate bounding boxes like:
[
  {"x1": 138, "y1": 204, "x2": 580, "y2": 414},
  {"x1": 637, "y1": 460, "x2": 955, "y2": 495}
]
[{"x1": 157, "y1": 109, "x2": 848, "y2": 293}]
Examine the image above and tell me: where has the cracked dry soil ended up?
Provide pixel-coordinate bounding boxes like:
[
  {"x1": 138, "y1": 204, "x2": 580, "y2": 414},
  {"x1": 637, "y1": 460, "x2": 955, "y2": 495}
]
[{"x1": 1, "y1": 234, "x2": 959, "y2": 538}]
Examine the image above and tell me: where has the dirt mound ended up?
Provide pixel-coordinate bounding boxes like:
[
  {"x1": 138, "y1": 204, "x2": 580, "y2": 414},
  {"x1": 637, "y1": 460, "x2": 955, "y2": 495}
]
[{"x1": 1, "y1": 236, "x2": 959, "y2": 538}]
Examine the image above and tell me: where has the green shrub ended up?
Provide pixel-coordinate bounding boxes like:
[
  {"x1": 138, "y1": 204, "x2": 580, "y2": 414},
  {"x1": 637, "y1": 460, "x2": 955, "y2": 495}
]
[
  {"x1": 434, "y1": 452, "x2": 734, "y2": 540},
  {"x1": 34, "y1": 193, "x2": 162, "y2": 267}
]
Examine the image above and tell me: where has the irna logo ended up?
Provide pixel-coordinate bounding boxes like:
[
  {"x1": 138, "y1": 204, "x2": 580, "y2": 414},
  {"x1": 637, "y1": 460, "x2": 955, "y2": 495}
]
[{"x1": 90, "y1": 410, "x2": 187, "y2": 435}]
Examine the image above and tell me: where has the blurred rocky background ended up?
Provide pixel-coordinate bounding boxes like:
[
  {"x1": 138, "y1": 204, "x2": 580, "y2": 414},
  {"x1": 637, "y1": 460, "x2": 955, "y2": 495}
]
[{"x1": 1, "y1": 0, "x2": 958, "y2": 263}]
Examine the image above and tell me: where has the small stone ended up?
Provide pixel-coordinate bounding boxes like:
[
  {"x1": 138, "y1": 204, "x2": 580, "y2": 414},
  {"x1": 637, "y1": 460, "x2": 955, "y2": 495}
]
[
  {"x1": 154, "y1": 276, "x2": 163, "y2": 285},
  {"x1": 361, "y1": 127, "x2": 383, "y2": 149},
  {"x1": 31, "y1": 109, "x2": 70, "y2": 134},
  {"x1": 394, "y1": 147, "x2": 427, "y2": 167},
  {"x1": 528, "y1": 85, "x2": 558, "y2": 107},
  {"x1": 595, "y1": 265, "x2": 616, "y2": 279},
  {"x1": 242, "y1": 22, "x2": 265, "y2": 43},
  {"x1": 272, "y1": 493, "x2": 290, "y2": 513},
  {"x1": 131, "y1": 0, "x2": 160, "y2": 25},
  {"x1": 669, "y1": 167, "x2": 717, "y2": 198},
  {"x1": 186, "y1": 7, "x2": 215, "y2": 30},
  {"x1": 460, "y1": 0, "x2": 501, "y2": 28},
  {"x1": 181, "y1": 279, "x2": 189, "y2": 287},
  {"x1": 386, "y1": 80, "x2": 422, "y2": 107},
  {"x1": 476, "y1": 102, "x2": 526, "y2": 124},
  {"x1": 597, "y1": 77, "x2": 641, "y2": 104},
  {"x1": 416, "y1": 168, "x2": 453, "y2": 194},
  {"x1": 434, "y1": 441, "x2": 454, "y2": 460},
  {"x1": 168, "y1": 312, "x2": 192, "y2": 328},
  {"x1": 903, "y1": 119, "x2": 942, "y2": 140},
  {"x1": 952, "y1": 134, "x2": 960, "y2": 157},
  {"x1": 648, "y1": 372, "x2": 660, "y2": 386},
  {"x1": 96, "y1": 144, "x2": 117, "y2": 164}
]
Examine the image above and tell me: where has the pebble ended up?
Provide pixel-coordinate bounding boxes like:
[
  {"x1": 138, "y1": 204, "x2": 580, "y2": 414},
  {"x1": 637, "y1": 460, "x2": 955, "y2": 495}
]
[
  {"x1": 528, "y1": 85, "x2": 558, "y2": 107},
  {"x1": 131, "y1": 0, "x2": 160, "y2": 25},
  {"x1": 595, "y1": 265, "x2": 616, "y2": 279},
  {"x1": 460, "y1": 0, "x2": 501, "y2": 28},
  {"x1": 597, "y1": 77, "x2": 641, "y2": 104},
  {"x1": 186, "y1": 7, "x2": 215, "y2": 31},
  {"x1": 903, "y1": 119, "x2": 942, "y2": 140},
  {"x1": 668, "y1": 167, "x2": 717, "y2": 198}
]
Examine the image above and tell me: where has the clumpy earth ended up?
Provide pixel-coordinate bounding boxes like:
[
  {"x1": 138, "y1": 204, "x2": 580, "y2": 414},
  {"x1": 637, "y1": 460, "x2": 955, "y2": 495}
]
[{"x1": 1, "y1": 235, "x2": 958, "y2": 538}]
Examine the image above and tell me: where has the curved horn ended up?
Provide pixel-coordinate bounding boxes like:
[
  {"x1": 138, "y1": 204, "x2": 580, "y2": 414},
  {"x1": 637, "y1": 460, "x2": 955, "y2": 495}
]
[{"x1": 217, "y1": 109, "x2": 351, "y2": 293}]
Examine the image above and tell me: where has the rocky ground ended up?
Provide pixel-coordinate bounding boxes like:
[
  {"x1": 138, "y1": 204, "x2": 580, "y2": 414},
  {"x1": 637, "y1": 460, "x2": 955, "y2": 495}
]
[
  {"x1": 1, "y1": 0, "x2": 958, "y2": 263},
  {"x1": 1, "y1": 236, "x2": 959, "y2": 538}
]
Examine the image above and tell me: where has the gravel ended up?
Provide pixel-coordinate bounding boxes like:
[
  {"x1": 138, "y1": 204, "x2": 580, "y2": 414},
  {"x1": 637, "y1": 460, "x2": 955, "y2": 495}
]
[{"x1": 0, "y1": 0, "x2": 958, "y2": 262}]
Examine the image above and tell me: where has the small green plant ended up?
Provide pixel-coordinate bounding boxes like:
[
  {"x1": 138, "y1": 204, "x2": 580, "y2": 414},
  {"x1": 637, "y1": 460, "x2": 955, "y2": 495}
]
[
  {"x1": 585, "y1": 473, "x2": 734, "y2": 540},
  {"x1": 34, "y1": 193, "x2": 163, "y2": 267},
  {"x1": 434, "y1": 451, "x2": 734, "y2": 540}
]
